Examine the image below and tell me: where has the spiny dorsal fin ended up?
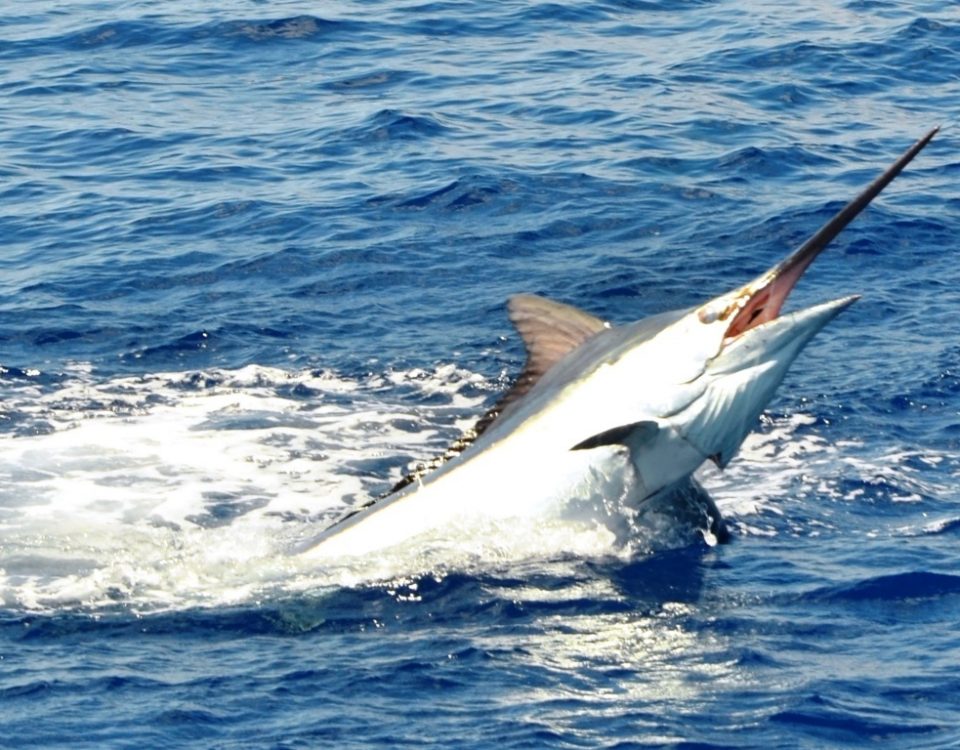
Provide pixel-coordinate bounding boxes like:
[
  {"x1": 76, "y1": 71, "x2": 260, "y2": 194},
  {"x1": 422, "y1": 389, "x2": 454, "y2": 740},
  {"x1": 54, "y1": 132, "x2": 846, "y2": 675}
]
[
  {"x1": 472, "y1": 293, "x2": 609, "y2": 436},
  {"x1": 509, "y1": 293, "x2": 610, "y2": 380},
  {"x1": 386, "y1": 294, "x2": 609, "y2": 496}
]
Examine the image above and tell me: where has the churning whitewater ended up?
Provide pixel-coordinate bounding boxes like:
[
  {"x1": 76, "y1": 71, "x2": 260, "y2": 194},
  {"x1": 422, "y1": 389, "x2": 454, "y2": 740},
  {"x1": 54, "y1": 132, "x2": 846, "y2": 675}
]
[{"x1": 5, "y1": 359, "x2": 931, "y2": 613}]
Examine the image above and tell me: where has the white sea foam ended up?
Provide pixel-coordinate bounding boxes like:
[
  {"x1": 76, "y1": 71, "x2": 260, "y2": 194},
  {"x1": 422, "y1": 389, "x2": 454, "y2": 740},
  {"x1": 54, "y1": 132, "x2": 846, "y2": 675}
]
[
  {"x1": 0, "y1": 365, "x2": 947, "y2": 612},
  {"x1": 0, "y1": 364, "x2": 487, "y2": 611}
]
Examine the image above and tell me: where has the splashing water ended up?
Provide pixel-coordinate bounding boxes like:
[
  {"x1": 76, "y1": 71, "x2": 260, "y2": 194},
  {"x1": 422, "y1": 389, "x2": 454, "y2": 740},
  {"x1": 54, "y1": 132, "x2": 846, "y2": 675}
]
[{"x1": 1, "y1": 363, "x2": 946, "y2": 613}]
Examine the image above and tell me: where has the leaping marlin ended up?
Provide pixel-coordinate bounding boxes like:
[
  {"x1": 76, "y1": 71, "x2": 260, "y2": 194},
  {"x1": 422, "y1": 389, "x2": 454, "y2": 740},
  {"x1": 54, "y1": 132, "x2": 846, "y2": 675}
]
[{"x1": 302, "y1": 128, "x2": 938, "y2": 560}]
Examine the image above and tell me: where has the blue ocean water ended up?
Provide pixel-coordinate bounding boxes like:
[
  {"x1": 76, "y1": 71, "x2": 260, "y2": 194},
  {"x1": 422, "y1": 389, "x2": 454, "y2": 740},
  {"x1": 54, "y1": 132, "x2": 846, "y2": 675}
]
[{"x1": 2, "y1": 0, "x2": 960, "y2": 747}]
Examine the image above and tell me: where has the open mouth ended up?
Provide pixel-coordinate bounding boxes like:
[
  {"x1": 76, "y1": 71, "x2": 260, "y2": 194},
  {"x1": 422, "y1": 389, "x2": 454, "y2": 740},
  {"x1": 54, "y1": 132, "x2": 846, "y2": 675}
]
[
  {"x1": 723, "y1": 248, "x2": 816, "y2": 341},
  {"x1": 721, "y1": 126, "x2": 938, "y2": 342}
]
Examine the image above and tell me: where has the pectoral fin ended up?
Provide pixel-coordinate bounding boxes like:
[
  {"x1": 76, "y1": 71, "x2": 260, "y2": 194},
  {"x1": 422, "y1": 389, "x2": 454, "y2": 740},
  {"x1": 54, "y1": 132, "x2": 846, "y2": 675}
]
[{"x1": 571, "y1": 420, "x2": 659, "y2": 451}]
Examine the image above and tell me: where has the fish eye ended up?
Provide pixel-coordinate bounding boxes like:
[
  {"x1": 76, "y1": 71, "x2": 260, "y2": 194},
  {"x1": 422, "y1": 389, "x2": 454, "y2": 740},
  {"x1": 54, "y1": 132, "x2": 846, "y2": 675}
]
[
  {"x1": 699, "y1": 298, "x2": 737, "y2": 324},
  {"x1": 699, "y1": 305, "x2": 721, "y2": 324}
]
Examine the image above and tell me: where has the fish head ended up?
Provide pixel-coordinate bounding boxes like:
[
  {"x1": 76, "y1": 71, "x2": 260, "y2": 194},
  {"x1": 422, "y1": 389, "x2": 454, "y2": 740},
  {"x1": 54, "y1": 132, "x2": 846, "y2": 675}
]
[
  {"x1": 668, "y1": 258, "x2": 858, "y2": 469},
  {"x1": 655, "y1": 127, "x2": 938, "y2": 468}
]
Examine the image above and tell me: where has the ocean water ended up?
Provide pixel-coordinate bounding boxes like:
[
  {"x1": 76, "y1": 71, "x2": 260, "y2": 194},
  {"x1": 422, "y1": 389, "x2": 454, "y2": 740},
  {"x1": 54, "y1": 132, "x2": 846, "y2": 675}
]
[{"x1": 2, "y1": 1, "x2": 959, "y2": 747}]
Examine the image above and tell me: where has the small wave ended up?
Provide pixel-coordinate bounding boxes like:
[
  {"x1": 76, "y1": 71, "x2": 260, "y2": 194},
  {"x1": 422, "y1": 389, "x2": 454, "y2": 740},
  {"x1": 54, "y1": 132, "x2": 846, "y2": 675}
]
[
  {"x1": 395, "y1": 175, "x2": 518, "y2": 211},
  {"x1": 849, "y1": 16, "x2": 959, "y2": 85},
  {"x1": 771, "y1": 704, "x2": 940, "y2": 739},
  {"x1": 212, "y1": 16, "x2": 343, "y2": 42},
  {"x1": 519, "y1": 3, "x2": 610, "y2": 24},
  {"x1": 0, "y1": 14, "x2": 355, "y2": 65},
  {"x1": 806, "y1": 571, "x2": 960, "y2": 603},
  {"x1": 916, "y1": 516, "x2": 960, "y2": 536},
  {"x1": 714, "y1": 144, "x2": 838, "y2": 180},
  {"x1": 56, "y1": 21, "x2": 180, "y2": 52},
  {"x1": 356, "y1": 109, "x2": 452, "y2": 143},
  {"x1": 325, "y1": 69, "x2": 415, "y2": 92}
]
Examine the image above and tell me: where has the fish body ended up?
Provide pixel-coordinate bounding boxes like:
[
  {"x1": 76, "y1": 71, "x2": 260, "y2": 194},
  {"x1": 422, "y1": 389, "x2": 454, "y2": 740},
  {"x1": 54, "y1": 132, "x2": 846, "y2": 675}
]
[{"x1": 302, "y1": 128, "x2": 938, "y2": 560}]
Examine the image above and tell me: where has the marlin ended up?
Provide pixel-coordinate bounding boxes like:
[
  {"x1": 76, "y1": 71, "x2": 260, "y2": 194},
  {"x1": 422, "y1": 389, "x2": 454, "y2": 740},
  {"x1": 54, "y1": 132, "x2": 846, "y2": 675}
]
[{"x1": 302, "y1": 128, "x2": 937, "y2": 560}]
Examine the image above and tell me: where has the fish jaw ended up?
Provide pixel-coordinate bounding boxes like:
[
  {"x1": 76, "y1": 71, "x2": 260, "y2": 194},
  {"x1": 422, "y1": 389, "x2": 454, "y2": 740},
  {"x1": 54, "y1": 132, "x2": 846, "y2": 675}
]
[{"x1": 677, "y1": 295, "x2": 859, "y2": 468}]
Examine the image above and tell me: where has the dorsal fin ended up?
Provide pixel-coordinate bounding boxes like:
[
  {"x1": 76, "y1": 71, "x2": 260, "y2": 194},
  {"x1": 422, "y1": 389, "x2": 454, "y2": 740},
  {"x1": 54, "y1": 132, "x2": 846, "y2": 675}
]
[
  {"x1": 472, "y1": 294, "x2": 609, "y2": 435},
  {"x1": 385, "y1": 294, "x2": 608, "y2": 496},
  {"x1": 509, "y1": 293, "x2": 610, "y2": 379}
]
